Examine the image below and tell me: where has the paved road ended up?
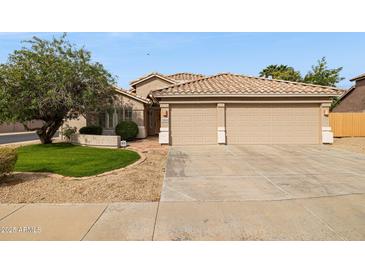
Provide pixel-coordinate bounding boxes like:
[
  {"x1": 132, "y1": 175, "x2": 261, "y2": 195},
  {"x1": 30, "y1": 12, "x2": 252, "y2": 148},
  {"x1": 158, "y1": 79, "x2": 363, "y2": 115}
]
[{"x1": 0, "y1": 132, "x2": 59, "y2": 145}]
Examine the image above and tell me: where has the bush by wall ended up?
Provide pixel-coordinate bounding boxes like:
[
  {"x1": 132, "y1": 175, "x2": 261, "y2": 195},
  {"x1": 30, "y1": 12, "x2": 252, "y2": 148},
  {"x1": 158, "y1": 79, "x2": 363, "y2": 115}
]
[
  {"x1": 79, "y1": 125, "x2": 103, "y2": 135},
  {"x1": 62, "y1": 125, "x2": 77, "y2": 140},
  {"x1": 0, "y1": 147, "x2": 18, "y2": 176},
  {"x1": 115, "y1": 121, "x2": 139, "y2": 141}
]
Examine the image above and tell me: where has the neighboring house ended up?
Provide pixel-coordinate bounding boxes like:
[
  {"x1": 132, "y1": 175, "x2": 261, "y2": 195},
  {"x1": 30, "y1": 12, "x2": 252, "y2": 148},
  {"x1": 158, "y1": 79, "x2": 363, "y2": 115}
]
[
  {"x1": 0, "y1": 120, "x2": 43, "y2": 134},
  {"x1": 66, "y1": 72, "x2": 344, "y2": 145},
  {"x1": 332, "y1": 73, "x2": 365, "y2": 112}
]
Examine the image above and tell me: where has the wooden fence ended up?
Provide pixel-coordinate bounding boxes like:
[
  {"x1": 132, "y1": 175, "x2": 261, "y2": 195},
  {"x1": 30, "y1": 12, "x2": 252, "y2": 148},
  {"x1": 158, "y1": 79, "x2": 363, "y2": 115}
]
[{"x1": 329, "y1": 113, "x2": 365, "y2": 137}]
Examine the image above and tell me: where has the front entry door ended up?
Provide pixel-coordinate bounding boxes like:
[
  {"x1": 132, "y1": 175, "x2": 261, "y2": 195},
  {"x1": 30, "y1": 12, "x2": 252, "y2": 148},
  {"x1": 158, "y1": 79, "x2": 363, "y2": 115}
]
[{"x1": 148, "y1": 107, "x2": 160, "y2": 135}]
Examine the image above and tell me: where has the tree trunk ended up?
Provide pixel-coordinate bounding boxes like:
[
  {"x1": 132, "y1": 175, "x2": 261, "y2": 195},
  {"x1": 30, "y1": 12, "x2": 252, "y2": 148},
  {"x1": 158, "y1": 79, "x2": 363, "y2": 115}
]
[{"x1": 36, "y1": 119, "x2": 64, "y2": 144}]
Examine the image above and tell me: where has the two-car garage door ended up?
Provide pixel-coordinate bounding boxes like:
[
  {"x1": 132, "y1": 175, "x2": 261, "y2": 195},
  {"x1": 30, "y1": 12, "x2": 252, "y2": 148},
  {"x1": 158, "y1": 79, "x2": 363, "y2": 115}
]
[
  {"x1": 226, "y1": 103, "x2": 320, "y2": 144},
  {"x1": 169, "y1": 103, "x2": 320, "y2": 145}
]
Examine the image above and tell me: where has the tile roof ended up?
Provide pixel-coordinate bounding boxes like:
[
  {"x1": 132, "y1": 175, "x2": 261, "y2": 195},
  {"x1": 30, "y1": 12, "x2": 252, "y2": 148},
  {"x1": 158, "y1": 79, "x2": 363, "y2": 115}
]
[
  {"x1": 167, "y1": 73, "x2": 205, "y2": 83},
  {"x1": 114, "y1": 86, "x2": 151, "y2": 104},
  {"x1": 152, "y1": 73, "x2": 345, "y2": 97},
  {"x1": 350, "y1": 73, "x2": 365, "y2": 82}
]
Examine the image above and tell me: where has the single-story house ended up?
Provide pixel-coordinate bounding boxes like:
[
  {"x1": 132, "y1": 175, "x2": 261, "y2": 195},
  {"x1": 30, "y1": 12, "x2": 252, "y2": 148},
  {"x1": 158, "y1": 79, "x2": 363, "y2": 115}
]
[
  {"x1": 66, "y1": 72, "x2": 344, "y2": 145},
  {"x1": 332, "y1": 73, "x2": 365, "y2": 112},
  {"x1": 64, "y1": 72, "x2": 205, "y2": 138}
]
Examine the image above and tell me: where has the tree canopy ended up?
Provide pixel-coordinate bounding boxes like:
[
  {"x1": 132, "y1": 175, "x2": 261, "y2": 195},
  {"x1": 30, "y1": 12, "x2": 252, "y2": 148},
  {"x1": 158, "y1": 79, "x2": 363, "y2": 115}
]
[
  {"x1": 259, "y1": 57, "x2": 344, "y2": 87},
  {"x1": 259, "y1": 64, "x2": 302, "y2": 82},
  {"x1": 303, "y1": 57, "x2": 345, "y2": 87},
  {"x1": 0, "y1": 34, "x2": 116, "y2": 143}
]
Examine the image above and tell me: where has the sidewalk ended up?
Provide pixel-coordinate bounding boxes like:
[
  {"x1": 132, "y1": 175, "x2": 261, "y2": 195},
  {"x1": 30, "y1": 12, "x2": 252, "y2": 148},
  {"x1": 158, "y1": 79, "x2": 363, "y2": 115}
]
[{"x1": 1, "y1": 194, "x2": 364, "y2": 240}]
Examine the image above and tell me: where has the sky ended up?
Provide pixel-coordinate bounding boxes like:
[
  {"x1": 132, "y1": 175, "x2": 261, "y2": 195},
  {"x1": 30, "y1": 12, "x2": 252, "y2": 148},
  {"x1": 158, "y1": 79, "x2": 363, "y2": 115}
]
[{"x1": 0, "y1": 32, "x2": 364, "y2": 89}]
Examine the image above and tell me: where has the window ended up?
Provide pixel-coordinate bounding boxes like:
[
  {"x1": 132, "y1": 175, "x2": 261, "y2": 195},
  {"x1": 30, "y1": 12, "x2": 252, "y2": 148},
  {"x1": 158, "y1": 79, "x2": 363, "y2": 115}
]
[
  {"x1": 117, "y1": 109, "x2": 124, "y2": 123},
  {"x1": 107, "y1": 109, "x2": 114, "y2": 128},
  {"x1": 124, "y1": 107, "x2": 133, "y2": 121},
  {"x1": 113, "y1": 106, "x2": 133, "y2": 125},
  {"x1": 98, "y1": 112, "x2": 106, "y2": 128}
]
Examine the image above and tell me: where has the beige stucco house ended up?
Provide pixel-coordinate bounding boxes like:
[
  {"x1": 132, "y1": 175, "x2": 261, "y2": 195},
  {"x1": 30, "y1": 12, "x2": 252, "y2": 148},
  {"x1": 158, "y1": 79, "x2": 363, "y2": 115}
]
[
  {"x1": 64, "y1": 72, "x2": 204, "y2": 138},
  {"x1": 66, "y1": 72, "x2": 344, "y2": 145}
]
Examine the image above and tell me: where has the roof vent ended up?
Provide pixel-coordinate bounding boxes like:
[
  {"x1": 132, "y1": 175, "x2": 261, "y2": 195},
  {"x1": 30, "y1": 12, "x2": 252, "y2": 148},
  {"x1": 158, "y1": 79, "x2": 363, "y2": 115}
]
[{"x1": 268, "y1": 75, "x2": 273, "y2": 80}]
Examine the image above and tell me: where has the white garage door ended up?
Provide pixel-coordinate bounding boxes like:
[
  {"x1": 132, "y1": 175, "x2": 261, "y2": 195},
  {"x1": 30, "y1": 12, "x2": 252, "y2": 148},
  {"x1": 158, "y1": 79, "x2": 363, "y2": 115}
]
[
  {"x1": 170, "y1": 104, "x2": 217, "y2": 145},
  {"x1": 226, "y1": 103, "x2": 320, "y2": 144}
]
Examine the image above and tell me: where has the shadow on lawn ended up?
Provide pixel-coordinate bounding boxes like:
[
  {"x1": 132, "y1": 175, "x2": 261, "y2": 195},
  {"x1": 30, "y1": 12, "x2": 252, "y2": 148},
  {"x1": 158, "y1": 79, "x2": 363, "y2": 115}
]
[{"x1": 30, "y1": 143, "x2": 77, "y2": 149}]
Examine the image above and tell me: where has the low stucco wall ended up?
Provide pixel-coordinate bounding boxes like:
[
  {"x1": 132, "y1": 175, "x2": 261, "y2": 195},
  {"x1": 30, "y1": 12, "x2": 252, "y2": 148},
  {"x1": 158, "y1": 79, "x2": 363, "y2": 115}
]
[{"x1": 70, "y1": 134, "x2": 121, "y2": 148}]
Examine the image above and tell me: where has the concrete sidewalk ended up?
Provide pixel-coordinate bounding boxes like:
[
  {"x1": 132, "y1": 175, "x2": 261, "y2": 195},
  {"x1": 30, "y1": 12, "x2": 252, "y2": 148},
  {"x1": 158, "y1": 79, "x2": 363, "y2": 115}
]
[{"x1": 1, "y1": 194, "x2": 364, "y2": 240}]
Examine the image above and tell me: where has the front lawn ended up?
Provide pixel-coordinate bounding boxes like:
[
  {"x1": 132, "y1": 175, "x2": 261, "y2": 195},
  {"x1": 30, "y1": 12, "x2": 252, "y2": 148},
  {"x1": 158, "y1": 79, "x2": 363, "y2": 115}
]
[{"x1": 14, "y1": 143, "x2": 140, "y2": 177}]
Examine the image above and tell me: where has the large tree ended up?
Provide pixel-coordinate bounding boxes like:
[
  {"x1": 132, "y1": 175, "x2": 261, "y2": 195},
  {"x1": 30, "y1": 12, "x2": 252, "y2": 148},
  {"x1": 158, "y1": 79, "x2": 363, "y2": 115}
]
[
  {"x1": 303, "y1": 57, "x2": 344, "y2": 87},
  {"x1": 259, "y1": 64, "x2": 302, "y2": 82},
  {"x1": 0, "y1": 34, "x2": 116, "y2": 144}
]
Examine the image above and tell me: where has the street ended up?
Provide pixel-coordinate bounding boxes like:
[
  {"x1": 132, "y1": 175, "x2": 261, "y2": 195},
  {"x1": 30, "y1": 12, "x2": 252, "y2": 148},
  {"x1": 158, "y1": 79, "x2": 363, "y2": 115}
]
[{"x1": 0, "y1": 132, "x2": 59, "y2": 145}]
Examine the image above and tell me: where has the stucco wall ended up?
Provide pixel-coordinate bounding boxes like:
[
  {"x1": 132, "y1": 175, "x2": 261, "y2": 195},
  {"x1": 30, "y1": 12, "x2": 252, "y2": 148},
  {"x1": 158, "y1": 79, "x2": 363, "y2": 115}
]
[
  {"x1": 63, "y1": 115, "x2": 87, "y2": 131},
  {"x1": 118, "y1": 96, "x2": 145, "y2": 127},
  {"x1": 135, "y1": 77, "x2": 173, "y2": 98},
  {"x1": 333, "y1": 80, "x2": 365, "y2": 112},
  {"x1": 70, "y1": 133, "x2": 121, "y2": 148},
  {"x1": 109, "y1": 94, "x2": 148, "y2": 138}
]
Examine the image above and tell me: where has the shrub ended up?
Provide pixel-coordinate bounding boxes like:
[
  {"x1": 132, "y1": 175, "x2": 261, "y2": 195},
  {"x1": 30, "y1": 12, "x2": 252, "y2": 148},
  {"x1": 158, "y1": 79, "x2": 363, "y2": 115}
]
[
  {"x1": 79, "y1": 125, "x2": 103, "y2": 135},
  {"x1": 62, "y1": 125, "x2": 77, "y2": 140},
  {"x1": 0, "y1": 147, "x2": 18, "y2": 176},
  {"x1": 115, "y1": 121, "x2": 139, "y2": 141}
]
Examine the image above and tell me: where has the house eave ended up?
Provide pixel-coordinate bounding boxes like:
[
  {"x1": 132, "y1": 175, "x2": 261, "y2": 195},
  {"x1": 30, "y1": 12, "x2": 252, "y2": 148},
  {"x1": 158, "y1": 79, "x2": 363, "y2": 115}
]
[
  {"x1": 114, "y1": 87, "x2": 151, "y2": 104},
  {"x1": 153, "y1": 94, "x2": 342, "y2": 99},
  {"x1": 130, "y1": 74, "x2": 176, "y2": 87}
]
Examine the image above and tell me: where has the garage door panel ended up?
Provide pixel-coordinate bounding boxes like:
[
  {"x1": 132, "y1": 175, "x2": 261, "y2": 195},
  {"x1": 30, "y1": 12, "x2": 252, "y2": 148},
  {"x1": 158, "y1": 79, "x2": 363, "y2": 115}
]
[
  {"x1": 170, "y1": 104, "x2": 217, "y2": 145},
  {"x1": 226, "y1": 103, "x2": 320, "y2": 144}
]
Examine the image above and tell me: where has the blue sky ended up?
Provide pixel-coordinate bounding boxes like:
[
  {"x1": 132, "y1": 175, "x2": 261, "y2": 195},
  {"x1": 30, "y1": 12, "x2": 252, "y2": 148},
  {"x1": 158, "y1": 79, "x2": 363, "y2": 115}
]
[{"x1": 0, "y1": 32, "x2": 364, "y2": 88}]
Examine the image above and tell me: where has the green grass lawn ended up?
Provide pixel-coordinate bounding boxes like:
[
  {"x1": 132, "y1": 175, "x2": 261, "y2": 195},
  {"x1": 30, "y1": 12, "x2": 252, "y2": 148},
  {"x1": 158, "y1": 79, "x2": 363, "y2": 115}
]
[{"x1": 15, "y1": 143, "x2": 140, "y2": 177}]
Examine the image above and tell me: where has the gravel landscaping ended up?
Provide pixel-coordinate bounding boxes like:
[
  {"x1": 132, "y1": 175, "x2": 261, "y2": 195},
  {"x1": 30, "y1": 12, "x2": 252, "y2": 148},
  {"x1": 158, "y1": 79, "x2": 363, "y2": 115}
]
[
  {"x1": 333, "y1": 137, "x2": 365, "y2": 154},
  {"x1": 0, "y1": 138, "x2": 168, "y2": 203}
]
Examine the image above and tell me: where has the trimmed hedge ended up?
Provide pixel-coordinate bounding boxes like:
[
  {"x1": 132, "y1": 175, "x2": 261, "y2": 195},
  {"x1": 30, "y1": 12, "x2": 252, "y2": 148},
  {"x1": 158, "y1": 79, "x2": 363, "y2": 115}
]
[
  {"x1": 0, "y1": 147, "x2": 18, "y2": 176},
  {"x1": 115, "y1": 121, "x2": 139, "y2": 141},
  {"x1": 79, "y1": 125, "x2": 103, "y2": 135}
]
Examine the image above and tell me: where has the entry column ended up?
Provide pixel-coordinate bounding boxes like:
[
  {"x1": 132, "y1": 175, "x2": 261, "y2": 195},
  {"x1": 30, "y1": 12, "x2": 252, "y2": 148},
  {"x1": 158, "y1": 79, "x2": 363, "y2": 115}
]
[
  {"x1": 321, "y1": 102, "x2": 333, "y2": 144},
  {"x1": 217, "y1": 103, "x2": 226, "y2": 144},
  {"x1": 159, "y1": 103, "x2": 170, "y2": 144}
]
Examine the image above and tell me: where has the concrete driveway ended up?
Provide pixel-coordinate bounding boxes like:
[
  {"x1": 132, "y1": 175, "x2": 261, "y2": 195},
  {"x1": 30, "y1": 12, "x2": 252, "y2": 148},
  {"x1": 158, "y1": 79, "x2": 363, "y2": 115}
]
[
  {"x1": 151, "y1": 145, "x2": 365, "y2": 240},
  {"x1": 1, "y1": 145, "x2": 365, "y2": 240},
  {"x1": 161, "y1": 145, "x2": 365, "y2": 201}
]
